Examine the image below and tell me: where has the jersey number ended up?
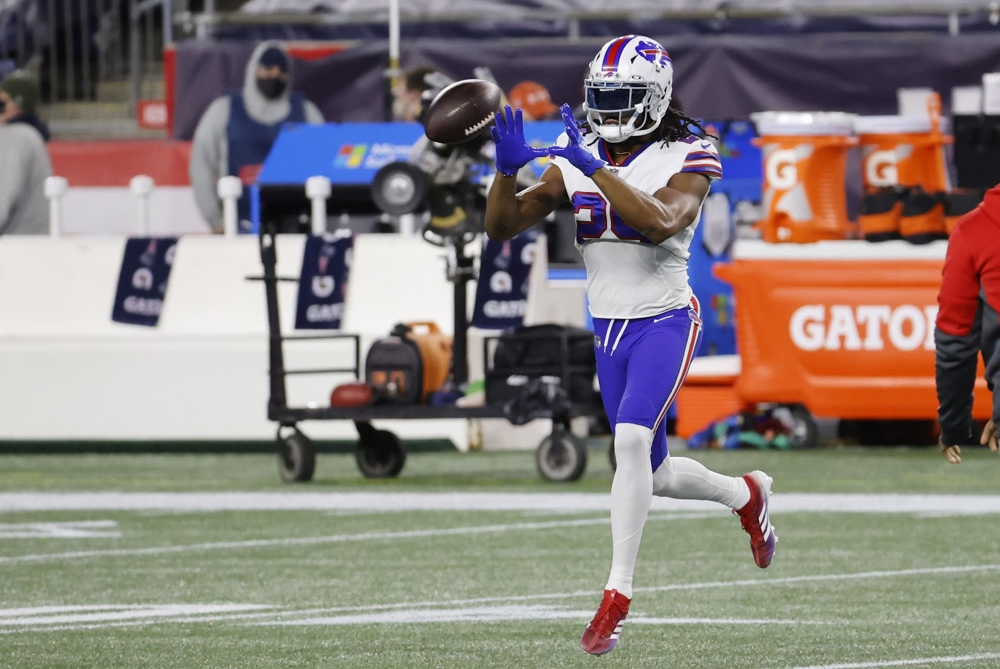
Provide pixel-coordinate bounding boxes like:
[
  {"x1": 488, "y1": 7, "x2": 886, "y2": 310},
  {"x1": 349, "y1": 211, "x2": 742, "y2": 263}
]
[{"x1": 572, "y1": 191, "x2": 651, "y2": 245}]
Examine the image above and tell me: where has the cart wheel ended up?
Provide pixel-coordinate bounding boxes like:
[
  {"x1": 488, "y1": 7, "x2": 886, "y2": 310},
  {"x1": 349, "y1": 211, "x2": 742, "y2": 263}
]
[
  {"x1": 355, "y1": 427, "x2": 406, "y2": 478},
  {"x1": 608, "y1": 436, "x2": 617, "y2": 472},
  {"x1": 277, "y1": 427, "x2": 316, "y2": 483},
  {"x1": 536, "y1": 428, "x2": 588, "y2": 482},
  {"x1": 786, "y1": 404, "x2": 820, "y2": 449}
]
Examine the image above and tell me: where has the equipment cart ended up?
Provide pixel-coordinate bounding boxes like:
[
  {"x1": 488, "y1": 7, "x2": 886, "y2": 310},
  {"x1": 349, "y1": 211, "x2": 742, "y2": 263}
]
[{"x1": 253, "y1": 223, "x2": 606, "y2": 484}]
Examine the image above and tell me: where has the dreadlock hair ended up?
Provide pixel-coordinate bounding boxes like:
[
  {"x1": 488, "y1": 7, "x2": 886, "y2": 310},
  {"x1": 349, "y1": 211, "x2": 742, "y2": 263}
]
[
  {"x1": 576, "y1": 105, "x2": 717, "y2": 146},
  {"x1": 652, "y1": 106, "x2": 717, "y2": 144}
]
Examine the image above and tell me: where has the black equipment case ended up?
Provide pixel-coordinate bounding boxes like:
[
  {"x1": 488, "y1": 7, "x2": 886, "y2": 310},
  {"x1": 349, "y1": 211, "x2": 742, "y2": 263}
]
[{"x1": 486, "y1": 324, "x2": 597, "y2": 405}]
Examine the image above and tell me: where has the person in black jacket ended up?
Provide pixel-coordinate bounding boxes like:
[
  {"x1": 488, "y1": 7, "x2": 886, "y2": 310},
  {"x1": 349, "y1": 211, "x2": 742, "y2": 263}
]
[{"x1": 935, "y1": 182, "x2": 1000, "y2": 463}]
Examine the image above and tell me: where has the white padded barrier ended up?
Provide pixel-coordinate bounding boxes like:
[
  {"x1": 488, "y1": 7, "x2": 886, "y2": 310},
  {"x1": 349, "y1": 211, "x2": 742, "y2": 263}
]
[
  {"x1": 0, "y1": 232, "x2": 588, "y2": 446},
  {"x1": 0, "y1": 235, "x2": 453, "y2": 443}
]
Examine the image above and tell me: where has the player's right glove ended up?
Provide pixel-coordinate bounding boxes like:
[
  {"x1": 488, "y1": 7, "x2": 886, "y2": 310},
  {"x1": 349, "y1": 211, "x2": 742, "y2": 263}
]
[
  {"x1": 491, "y1": 105, "x2": 548, "y2": 177},
  {"x1": 547, "y1": 103, "x2": 607, "y2": 177}
]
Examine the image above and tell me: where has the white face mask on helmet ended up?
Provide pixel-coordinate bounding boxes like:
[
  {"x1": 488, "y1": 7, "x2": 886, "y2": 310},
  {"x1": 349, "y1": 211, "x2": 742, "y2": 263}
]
[{"x1": 583, "y1": 35, "x2": 674, "y2": 144}]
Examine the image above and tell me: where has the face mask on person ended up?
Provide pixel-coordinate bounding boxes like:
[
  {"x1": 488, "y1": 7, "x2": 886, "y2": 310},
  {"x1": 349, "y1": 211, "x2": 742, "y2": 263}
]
[{"x1": 256, "y1": 77, "x2": 287, "y2": 100}]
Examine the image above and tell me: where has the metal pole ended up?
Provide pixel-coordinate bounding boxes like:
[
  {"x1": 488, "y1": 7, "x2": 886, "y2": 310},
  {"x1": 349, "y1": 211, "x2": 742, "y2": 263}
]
[
  {"x1": 452, "y1": 239, "x2": 473, "y2": 387},
  {"x1": 130, "y1": 0, "x2": 139, "y2": 114},
  {"x1": 260, "y1": 232, "x2": 290, "y2": 416},
  {"x1": 143, "y1": 5, "x2": 153, "y2": 95},
  {"x1": 162, "y1": 0, "x2": 173, "y2": 45},
  {"x1": 114, "y1": 0, "x2": 125, "y2": 81},
  {"x1": 16, "y1": 3, "x2": 27, "y2": 66},
  {"x1": 46, "y1": 0, "x2": 57, "y2": 103},
  {"x1": 63, "y1": 0, "x2": 75, "y2": 101},
  {"x1": 32, "y1": 2, "x2": 44, "y2": 75},
  {"x1": 387, "y1": 0, "x2": 400, "y2": 121},
  {"x1": 948, "y1": 11, "x2": 960, "y2": 35},
  {"x1": 80, "y1": 0, "x2": 90, "y2": 99},
  {"x1": 0, "y1": 12, "x2": 8, "y2": 64},
  {"x1": 388, "y1": 0, "x2": 400, "y2": 72}
]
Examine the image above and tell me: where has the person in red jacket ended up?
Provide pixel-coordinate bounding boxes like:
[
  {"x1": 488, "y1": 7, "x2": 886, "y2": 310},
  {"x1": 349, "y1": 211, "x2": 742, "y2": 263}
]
[{"x1": 935, "y1": 183, "x2": 1000, "y2": 463}]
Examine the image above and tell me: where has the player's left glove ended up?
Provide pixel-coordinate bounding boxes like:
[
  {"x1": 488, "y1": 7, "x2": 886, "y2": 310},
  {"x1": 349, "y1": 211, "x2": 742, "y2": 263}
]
[
  {"x1": 491, "y1": 105, "x2": 548, "y2": 177},
  {"x1": 547, "y1": 103, "x2": 607, "y2": 177}
]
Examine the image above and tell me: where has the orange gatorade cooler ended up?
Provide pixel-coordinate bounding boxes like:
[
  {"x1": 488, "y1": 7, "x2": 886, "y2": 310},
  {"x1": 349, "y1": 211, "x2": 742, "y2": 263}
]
[
  {"x1": 853, "y1": 96, "x2": 952, "y2": 243},
  {"x1": 713, "y1": 240, "x2": 992, "y2": 422},
  {"x1": 853, "y1": 115, "x2": 950, "y2": 193},
  {"x1": 751, "y1": 112, "x2": 857, "y2": 243}
]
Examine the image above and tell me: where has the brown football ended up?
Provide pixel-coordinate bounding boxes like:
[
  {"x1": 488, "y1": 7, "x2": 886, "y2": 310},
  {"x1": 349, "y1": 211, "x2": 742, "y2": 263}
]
[
  {"x1": 423, "y1": 79, "x2": 503, "y2": 145},
  {"x1": 330, "y1": 381, "x2": 374, "y2": 408}
]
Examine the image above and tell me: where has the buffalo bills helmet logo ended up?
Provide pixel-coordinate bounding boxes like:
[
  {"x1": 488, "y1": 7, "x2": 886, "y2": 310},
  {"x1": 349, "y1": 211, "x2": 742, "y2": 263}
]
[{"x1": 635, "y1": 40, "x2": 670, "y2": 69}]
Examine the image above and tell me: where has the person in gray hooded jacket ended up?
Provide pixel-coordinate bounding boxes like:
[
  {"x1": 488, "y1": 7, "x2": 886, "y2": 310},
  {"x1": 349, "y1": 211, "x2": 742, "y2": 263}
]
[
  {"x1": 189, "y1": 41, "x2": 324, "y2": 233},
  {"x1": 0, "y1": 123, "x2": 52, "y2": 235}
]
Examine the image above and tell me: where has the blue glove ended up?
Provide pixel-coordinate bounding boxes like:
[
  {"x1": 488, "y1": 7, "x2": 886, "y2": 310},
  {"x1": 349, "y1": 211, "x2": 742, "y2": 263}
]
[
  {"x1": 547, "y1": 103, "x2": 607, "y2": 177},
  {"x1": 491, "y1": 105, "x2": 548, "y2": 177}
]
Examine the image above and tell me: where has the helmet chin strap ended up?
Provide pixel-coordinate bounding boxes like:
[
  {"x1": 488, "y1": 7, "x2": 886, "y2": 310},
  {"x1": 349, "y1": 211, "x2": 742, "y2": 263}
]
[{"x1": 593, "y1": 108, "x2": 661, "y2": 143}]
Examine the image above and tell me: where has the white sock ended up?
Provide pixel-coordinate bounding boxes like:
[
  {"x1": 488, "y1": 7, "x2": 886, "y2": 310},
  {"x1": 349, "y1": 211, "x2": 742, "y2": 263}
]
[
  {"x1": 604, "y1": 422, "x2": 654, "y2": 600},
  {"x1": 652, "y1": 456, "x2": 751, "y2": 510}
]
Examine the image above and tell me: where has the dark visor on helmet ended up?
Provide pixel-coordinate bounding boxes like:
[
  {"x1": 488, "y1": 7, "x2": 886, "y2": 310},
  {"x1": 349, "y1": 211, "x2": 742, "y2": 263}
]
[{"x1": 586, "y1": 84, "x2": 640, "y2": 112}]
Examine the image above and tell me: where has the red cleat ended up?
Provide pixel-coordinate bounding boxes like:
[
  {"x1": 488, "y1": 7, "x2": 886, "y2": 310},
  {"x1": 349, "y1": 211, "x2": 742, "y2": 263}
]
[
  {"x1": 735, "y1": 470, "x2": 777, "y2": 568},
  {"x1": 580, "y1": 589, "x2": 630, "y2": 655}
]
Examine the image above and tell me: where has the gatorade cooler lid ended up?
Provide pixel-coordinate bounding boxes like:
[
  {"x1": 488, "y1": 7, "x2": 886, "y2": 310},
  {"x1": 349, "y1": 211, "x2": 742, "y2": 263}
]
[
  {"x1": 853, "y1": 115, "x2": 932, "y2": 135},
  {"x1": 751, "y1": 111, "x2": 857, "y2": 136}
]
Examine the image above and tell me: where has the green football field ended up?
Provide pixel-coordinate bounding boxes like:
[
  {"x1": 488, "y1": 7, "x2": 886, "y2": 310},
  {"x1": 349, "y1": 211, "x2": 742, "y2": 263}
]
[{"x1": 1, "y1": 445, "x2": 999, "y2": 668}]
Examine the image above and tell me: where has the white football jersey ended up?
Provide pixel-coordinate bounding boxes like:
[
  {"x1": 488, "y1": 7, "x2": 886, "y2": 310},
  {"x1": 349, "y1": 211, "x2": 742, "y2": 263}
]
[{"x1": 550, "y1": 131, "x2": 722, "y2": 319}]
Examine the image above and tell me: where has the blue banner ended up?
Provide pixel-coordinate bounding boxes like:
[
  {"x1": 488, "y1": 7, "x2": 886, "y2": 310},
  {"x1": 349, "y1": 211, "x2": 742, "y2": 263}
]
[
  {"x1": 111, "y1": 237, "x2": 178, "y2": 327},
  {"x1": 259, "y1": 122, "x2": 425, "y2": 186},
  {"x1": 471, "y1": 229, "x2": 540, "y2": 330},
  {"x1": 294, "y1": 231, "x2": 354, "y2": 330}
]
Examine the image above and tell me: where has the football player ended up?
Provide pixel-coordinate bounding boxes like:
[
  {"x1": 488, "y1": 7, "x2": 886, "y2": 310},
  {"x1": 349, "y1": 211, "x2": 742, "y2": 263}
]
[{"x1": 484, "y1": 34, "x2": 777, "y2": 656}]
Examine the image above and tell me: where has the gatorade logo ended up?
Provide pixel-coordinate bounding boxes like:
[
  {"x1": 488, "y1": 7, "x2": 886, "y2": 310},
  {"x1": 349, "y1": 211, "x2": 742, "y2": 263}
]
[
  {"x1": 865, "y1": 149, "x2": 898, "y2": 187},
  {"x1": 789, "y1": 304, "x2": 937, "y2": 351},
  {"x1": 765, "y1": 149, "x2": 799, "y2": 190}
]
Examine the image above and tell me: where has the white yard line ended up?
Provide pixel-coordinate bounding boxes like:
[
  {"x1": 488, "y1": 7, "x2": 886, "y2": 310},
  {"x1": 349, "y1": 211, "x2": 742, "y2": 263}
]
[
  {"x1": 3, "y1": 563, "x2": 997, "y2": 634},
  {"x1": 252, "y1": 607, "x2": 829, "y2": 627},
  {"x1": 0, "y1": 604, "x2": 272, "y2": 627},
  {"x1": 0, "y1": 491, "x2": 999, "y2": 514},
  {"x1": 0, "y1": 513, "x2": 720, "y2": 565},
  {"x1": 0, "y1": 517, "x2": 614, "y2": 565},
  {"x1": 639, "y1": 564, "x2": 1000, "y2": 595},
  {"x1": 787, "y1": 652, "x2": 1000, "y2": 668},
  {"x1": 0, "y1": 520, "x2": 121, "y2": 539},
  {"x1": 1, "y1": 488, "x2": 999, "y2": 565}
]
